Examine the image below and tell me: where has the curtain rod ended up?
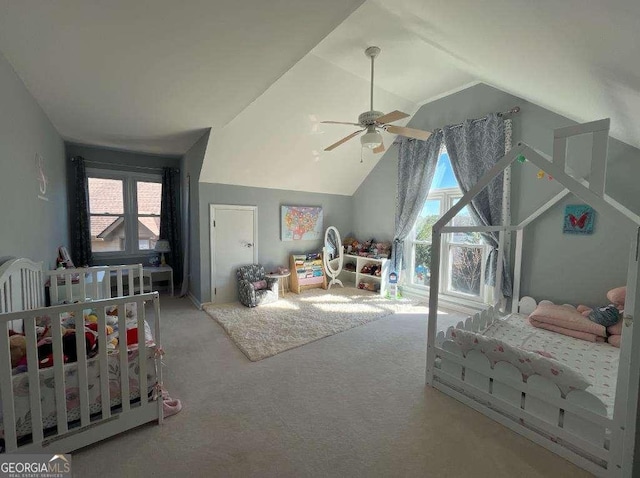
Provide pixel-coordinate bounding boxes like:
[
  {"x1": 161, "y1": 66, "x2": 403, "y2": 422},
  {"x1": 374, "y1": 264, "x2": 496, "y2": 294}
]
[
  {"x1": 70, "y1": 157, "x2": 179, "y2": 173},
  {"x1": 446, "y1": 106, "x2": 520, "y2": 130}
]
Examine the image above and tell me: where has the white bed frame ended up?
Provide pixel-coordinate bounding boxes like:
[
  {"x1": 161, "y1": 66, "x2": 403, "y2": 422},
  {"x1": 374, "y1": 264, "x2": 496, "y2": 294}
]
[
  {"x1": 0, "y1": 258, "x2": 163, "y2": 454},
  {"x1": 427, "y1": 119, "x2": 640, "y2": 477}
]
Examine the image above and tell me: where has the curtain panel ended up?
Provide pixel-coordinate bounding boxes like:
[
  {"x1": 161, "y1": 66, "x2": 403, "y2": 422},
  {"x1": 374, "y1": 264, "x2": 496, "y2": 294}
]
[
  {"x1": 392, "y1": 130, "x2": 443, "y2": 274},
  {"x1": 179, "y1": 174, "x2": 190, "y2": 297},
  {"x1": 160, "y1": 168, "x2": 182, "y2": 286},
  {"x1": 70, "y1": 156, "x2": 92, "y2": 267},
  {"x1": 442, "y1": 113, "x2": 513, "y2": 297}
]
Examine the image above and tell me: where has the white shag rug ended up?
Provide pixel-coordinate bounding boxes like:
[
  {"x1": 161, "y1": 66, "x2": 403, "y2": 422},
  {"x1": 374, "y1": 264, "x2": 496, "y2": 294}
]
[{"x1": 203, "y1": 287, "x2": 420, "y2": 361}]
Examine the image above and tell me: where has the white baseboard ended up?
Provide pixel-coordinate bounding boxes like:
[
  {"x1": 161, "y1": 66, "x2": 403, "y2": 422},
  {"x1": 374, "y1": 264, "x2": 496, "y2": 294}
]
[{"x1": 187, "y1": 292, "x2": 203, "y2": 310}]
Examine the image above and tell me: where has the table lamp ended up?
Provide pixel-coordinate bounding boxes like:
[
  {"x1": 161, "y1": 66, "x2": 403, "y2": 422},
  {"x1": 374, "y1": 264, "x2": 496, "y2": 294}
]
[{"x1": 155, "y1": 240, "x2": 170, "y2": 266}]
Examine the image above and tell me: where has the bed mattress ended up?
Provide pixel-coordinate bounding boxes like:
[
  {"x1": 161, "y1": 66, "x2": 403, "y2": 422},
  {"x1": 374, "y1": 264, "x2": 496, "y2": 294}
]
[
  {"x1": 482, "y1": 313, "x2": 619, "y2": 417},
  {"x1": 0, "y1": 344, "x2": 157, "y2": 440}
]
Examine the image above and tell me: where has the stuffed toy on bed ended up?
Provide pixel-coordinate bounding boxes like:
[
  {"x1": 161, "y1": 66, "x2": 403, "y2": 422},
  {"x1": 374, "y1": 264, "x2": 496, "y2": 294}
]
[
  {"x1": 576, "y1": 304, "x2": 621, "y2": 327},
  {"x1": 576, "y1": 286, "x2": 626, "y2": 347}
]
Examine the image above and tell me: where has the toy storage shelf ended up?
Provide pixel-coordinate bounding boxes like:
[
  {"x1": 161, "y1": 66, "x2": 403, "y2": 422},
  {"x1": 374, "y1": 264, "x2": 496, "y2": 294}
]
[
  {"x1": 290, "y1": 253, "x2": 328, "y2": 294},
  {"x1": 341, "y1": 254, "x2": 389, "y2": 296}
]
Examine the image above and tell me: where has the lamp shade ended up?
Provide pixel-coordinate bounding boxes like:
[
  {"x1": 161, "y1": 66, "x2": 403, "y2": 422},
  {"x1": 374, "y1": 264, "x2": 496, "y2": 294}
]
[{"x1": 155, "y1": 240, "x2": 171, "y2": 253}]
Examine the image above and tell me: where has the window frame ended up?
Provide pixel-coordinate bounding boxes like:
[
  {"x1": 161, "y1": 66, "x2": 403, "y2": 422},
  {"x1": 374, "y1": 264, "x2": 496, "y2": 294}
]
[
  {"x1": 406, "y1": 185, "x2": 490, "y2": 304},
  {"x1": 87, "y1": 168, "x2": 162, "y2": 259}
]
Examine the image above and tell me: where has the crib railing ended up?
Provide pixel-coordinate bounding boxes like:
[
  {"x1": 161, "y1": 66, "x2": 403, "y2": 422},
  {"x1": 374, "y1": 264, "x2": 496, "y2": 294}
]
[
  {"x1": 0, "y1": 292, "x2": 162, "y2": 453},
  {"x1": 44, "y1": 264, "x2": 145, "y2": 306},
  {"x1": 0, "y1": 258, "x2": 44, "y2": 314}
]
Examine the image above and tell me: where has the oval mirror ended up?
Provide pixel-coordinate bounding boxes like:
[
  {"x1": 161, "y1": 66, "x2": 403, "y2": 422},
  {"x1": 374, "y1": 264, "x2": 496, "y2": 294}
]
[{"x1": 323, "y1": 226, "x2": 344, "y2": 289}]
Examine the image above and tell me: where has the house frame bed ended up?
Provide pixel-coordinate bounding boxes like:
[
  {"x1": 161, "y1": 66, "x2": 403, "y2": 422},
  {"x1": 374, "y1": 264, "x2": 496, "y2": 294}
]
[
  {"x1": 427, "y1": 118, "x2": 640, "y2": 477},
  {"x1": 0, "y1": 258, "x2": 164, "y2": 454}
]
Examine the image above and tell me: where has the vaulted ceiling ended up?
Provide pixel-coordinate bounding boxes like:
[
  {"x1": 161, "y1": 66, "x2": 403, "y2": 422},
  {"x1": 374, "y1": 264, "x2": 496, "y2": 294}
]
[{"x1": 1, "y1": 0, "x2": 639, "y2": 195}]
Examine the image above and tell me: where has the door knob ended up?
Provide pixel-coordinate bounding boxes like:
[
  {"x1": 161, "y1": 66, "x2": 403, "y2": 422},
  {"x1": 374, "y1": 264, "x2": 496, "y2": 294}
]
[{"x1": 247, "y1": 243, "x2": 253, "y2": 248}]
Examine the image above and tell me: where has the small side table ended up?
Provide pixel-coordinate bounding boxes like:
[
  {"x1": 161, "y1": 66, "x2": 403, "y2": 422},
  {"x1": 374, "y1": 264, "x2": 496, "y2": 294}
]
[
  {"x1": 266, "y1": 272, "x2": 291, "y2": 298},
  {"x1": 143, "y1": 265, "x2": 174, "y2": 296}
]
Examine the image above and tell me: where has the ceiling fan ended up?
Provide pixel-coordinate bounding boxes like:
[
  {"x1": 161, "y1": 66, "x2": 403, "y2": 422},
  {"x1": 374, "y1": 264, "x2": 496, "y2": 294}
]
[{"x1": 322, "y1": 46, "x2": 431, "y2": 154}]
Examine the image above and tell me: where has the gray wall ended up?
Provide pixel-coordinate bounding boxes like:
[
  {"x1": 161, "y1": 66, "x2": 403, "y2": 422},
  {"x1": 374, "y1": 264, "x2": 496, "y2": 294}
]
[
  {"x1": 197, "y1": 183, "x2": 353, "y2": 304},
  {"x1": 353, "y1": 83, "x2": 640, "y2": 305},
  {"x1": 0, "y1": 51, "x2": 68, "y2": 268},
  {"x1": 181, "y1": 130, "x2": 210, "y2": 303},
  {"x1": 65, "y1": 142, "x2": 181, "y2": 267}
]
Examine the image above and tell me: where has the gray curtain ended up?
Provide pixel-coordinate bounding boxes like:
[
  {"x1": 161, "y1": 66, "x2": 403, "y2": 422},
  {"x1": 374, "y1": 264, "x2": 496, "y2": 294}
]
[
  {"x1": 393, "y1": 130, "x2": 443, "y2": 273},
  {"x1": 70, "y1": 156, "x2": 92, "y2": 267},
  {"x1": 179, "y1": 174, "x2": 190, "y2": 297},
  {"x1": 442, "y1": 113, "x2": 512, "y2": 296},
  {"x1": 160, "y1": 168, "x2": 182, "y2": 286}
]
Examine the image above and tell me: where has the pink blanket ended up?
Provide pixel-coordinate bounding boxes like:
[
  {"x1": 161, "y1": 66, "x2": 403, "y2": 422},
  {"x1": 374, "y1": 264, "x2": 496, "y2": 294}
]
[
  {"x1": 608, "y1": 319, "x2": 623, "y2": 336},
  {"x1": 529, "y1": 304, "x2": 606, "y2": 342},
  {"x1": 607, "y1": 319, "x2": 624, "y2": 348}
]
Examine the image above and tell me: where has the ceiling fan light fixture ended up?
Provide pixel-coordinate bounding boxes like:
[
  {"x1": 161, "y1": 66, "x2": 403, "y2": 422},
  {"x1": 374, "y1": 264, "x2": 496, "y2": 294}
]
[{"x1": 361, "y1": 130, "x2": 382, "y2": 149}]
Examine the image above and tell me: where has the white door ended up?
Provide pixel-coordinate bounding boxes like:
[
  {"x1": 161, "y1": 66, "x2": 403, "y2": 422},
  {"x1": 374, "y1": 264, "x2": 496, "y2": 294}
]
[{"x1": 210, "y1": 205, "x2": 257, "y2": 303}]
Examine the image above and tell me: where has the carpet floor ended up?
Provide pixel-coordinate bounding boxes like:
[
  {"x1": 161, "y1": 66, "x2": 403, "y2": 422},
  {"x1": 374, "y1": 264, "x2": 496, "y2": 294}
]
[
  {"x1": 203, "y1": 287, "x2": 421, "y2": 361},
  {"x1": 70, "y1": 295, "x2": 589, "y2": 478}
]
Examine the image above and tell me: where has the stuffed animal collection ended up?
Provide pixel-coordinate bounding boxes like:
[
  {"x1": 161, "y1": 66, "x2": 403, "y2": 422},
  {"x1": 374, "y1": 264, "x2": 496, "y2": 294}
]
[
  {"x1": 342, "y1": 237, "x2": 392, "y2": 259},
  {"x1": 358, "y1": 281, "x2": 379, "y2": 292},
  {"x1": 8, "y1": 305, "x2": 139, "y2": 372},
  {"x1": 360, "y1": 264, "x2": 382, "y2": 277}
]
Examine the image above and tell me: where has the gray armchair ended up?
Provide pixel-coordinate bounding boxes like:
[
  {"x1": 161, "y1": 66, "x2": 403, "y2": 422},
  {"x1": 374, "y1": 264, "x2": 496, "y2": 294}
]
[{"x1": 237, "y1": 264, "x2": 278, "y2": 307}]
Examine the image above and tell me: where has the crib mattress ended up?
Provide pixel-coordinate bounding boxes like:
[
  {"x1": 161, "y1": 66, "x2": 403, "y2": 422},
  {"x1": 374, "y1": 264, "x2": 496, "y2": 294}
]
[
  {"x1": 0, "y1": 344, "x2": 157, "y2": 440},
  {"x1": 482, "y1": 313, "x2": 619, "y2": 417}
]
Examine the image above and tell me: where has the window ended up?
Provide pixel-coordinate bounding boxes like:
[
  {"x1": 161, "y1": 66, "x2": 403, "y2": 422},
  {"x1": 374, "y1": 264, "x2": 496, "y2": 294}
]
[
  {"x1": 87, "y1": 170, "x2": 162, "y2": 256},
  {"x1": 407, "y1": 149, "x2": 489, "y2": 301}
]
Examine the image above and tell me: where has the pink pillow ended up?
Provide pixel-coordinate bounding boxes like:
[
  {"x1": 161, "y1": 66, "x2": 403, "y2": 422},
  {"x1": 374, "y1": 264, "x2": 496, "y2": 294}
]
[
  {"x1": 607, "y1": 286, "x2": 626, "y2": 306},
  {"x1": 252, "y1": 280, "x2": 267, "y2": 290}
]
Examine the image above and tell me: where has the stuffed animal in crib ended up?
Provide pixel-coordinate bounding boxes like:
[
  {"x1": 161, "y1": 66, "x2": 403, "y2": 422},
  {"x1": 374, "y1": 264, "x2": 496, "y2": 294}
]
[
  {"x1": 37, "y1": 326, "x2": 100, "y2": 368},
  {"x1": 10, "y1": 335, "x2": 27, "y2": 368}
]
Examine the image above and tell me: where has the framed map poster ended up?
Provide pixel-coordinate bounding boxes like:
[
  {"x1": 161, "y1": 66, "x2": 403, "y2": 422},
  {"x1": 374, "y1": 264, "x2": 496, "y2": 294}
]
[{"x1": 281, "y1": 206, "x2": 323, "y2": 241}]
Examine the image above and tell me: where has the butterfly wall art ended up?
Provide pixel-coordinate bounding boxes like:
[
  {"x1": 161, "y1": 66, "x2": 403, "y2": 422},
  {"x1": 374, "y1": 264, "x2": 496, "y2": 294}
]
[{"x1": 563, "y1": 205, "x2": 595, "y2": 234}]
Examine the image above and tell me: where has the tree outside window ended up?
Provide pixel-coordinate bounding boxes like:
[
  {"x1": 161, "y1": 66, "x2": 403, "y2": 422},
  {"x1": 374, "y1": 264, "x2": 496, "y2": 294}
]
[{"x1": 407, "y1": 149, "x2": 488, "y2": 301}]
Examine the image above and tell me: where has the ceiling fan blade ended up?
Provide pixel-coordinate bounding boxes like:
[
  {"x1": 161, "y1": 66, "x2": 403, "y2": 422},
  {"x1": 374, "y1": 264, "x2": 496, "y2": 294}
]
[
  {"x1": 386, "y1": 125, "x2": 432, "y2": 141},
  {"x1": 321, "y1": 121, "x2": 362, "y2": 126},
  {"x1": 376, "y1": 110, "x2": 410, "y2": 125},
  {"x1": 373, "y1": 140, "x2": 385, "y2": 154},
  {"x1": 324, "y1": 129, "x2": 365, "y2": 151}
]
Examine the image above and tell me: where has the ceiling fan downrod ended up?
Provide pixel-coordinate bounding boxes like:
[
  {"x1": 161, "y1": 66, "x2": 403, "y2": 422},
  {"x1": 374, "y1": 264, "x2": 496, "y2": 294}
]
[{"x1": 365, "y1": 46, "x2": 380, "y2": 112}]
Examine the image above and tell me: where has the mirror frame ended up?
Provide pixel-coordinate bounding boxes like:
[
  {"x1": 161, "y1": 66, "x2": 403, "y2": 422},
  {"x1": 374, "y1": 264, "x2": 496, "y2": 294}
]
[{"x1": 323, "y1": 226, "x2": 344, "y2": 289}]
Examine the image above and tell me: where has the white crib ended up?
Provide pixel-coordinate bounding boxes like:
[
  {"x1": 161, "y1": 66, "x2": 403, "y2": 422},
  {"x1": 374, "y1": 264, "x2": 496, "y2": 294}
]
[{"x1": 0, "y1": 258, "x2": 163, "y2": 454}]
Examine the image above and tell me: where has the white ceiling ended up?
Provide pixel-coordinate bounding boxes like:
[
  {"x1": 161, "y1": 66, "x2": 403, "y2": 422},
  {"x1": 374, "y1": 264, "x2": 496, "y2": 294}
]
[
  {"x1": 1, "y1": 0, "x2": 639, "y2": 195},
  {"x1": 0, "y1": 0, "x2": 365, "y2": 154}
]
